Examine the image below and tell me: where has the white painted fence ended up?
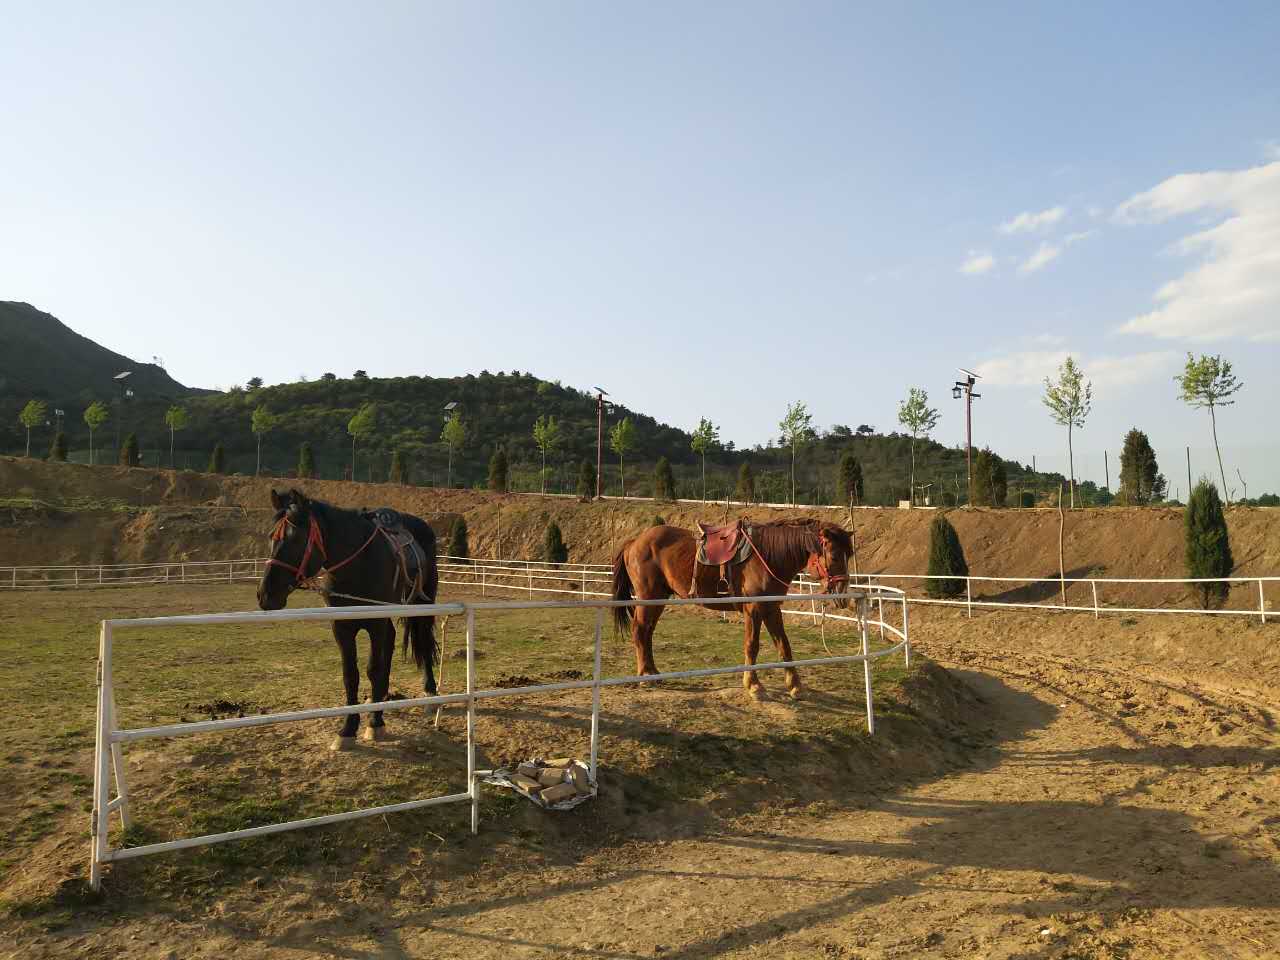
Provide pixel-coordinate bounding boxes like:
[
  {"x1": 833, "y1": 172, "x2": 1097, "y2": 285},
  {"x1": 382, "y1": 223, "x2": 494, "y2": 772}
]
[{"x1": 89, "y1": 586, "x2": 908, "y2": 891}]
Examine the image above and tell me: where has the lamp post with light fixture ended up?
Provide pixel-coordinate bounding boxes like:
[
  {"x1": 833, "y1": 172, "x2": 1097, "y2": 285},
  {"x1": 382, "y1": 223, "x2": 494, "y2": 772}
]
[
  {"x1": 593, "y1": 387, "x2": 610, "y2": 500},
  {"x1": 952, "y1": 369, "x2": 981, "y2": 504}
]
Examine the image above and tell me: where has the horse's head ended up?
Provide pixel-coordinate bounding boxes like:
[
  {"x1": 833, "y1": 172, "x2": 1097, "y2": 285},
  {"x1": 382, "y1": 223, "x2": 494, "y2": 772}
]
[
  {"x1": 808, "y1": 523, "x2": 854, "y2": 608},
  {"x1": 256, "y1": 488, "x2": 325, "y2": 610}
]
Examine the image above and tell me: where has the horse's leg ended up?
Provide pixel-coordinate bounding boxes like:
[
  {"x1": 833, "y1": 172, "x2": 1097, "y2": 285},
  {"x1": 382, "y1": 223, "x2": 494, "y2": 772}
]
[
  {"x1": 742, "y1": 604, "x2": 765, "y2": 700},
  {"x1": 363, "y1": 621, "x2": 394, "y2": 741},
  {"x1": 762, "y1": 603, "x2": 802, "y2": 699},
  {"x1": 332, "y1": 621, "x2": 361, "y2": 750},
  {"x1": 632, "y1": 604, "x2": 663, "y2": 676}
]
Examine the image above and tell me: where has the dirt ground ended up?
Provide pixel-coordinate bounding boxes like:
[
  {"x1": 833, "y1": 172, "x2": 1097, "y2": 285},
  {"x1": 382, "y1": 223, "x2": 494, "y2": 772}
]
[{"x1": 4, "y1": 588, "x2": 1279, "y2": 959}]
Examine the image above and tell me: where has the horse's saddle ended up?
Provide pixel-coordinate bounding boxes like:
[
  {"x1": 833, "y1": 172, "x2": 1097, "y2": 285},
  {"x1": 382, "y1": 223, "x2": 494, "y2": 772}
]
[
  {"x1": 367, "y1": 507, "x2": 429, "y2": 601},
  {"x1": 696, "y1": 521, "x2": 752, "y2": 567}
]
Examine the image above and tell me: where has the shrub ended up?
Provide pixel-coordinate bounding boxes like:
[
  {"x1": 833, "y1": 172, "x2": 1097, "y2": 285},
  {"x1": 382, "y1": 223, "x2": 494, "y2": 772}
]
[
  {"x1": 119, "y1": 433, "x2": 140, "y2": 467},
  {"x1": 447, "y1": 517, "x2": 469, "y2": 560},
  {"x1": 838, "y1": 452, "x2": 862, "y2": 505},
  {"x1": 48, "y1": 431, "x2": 68, "y2": 462},
  {"x1": 1185, "y1": 479, "x2": 1233, "y2": 609},
  {"x1": 577, "y1": 460, "x2": 595, "y2": 500},
  {"x1": 388, "y1": 450, "x2": 406, "y2": 484},
  {"x1": 297, "y1": 442, "x2": 315, "y2": 479},
  {"x1": 735, "y1": 462, "x2": 755, "y2": 502},
  {"x1": 926, "y1": 513, "x2": 969, "y2": 598},
  {"x1": 488, "y1": 447, "x2": 509, "y2": 492},
  {"x1": 652, "y1": 515, "x2": 665, "y2": 526},
  {"x1": 208, "y1": 443, "x2": 225, "y2": 474},
  {"x1": 544, "y1": 520, "x2": 568, "y2": 564},
  {"x1": 654, "y1": 457, "x2": 675, "y2": 501}
]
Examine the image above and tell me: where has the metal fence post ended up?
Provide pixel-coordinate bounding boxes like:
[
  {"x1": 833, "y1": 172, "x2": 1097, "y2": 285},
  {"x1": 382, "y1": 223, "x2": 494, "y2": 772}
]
[
  {"x1": 91, "y1": 622, "x2": 113, "y2": 891},
  {"x1": 1260, "y1": 579, "x2": 1267, "y2": 625},
  {"x1": 902, "y1": 593, "x2": 911, "y2": 669},
  {"x1": 466, "y1": 608, "x2": 478, "y2": 835},
  {"x1": 860, "y1": 597, "x2": 875, "y2": 735},
  {"x1": 965, "y1": 578, "x2": 972, "y2": 619},
  {"x1": 590, "y1": 607, "x2": 603, "y2": 782},
  {"x1": 1092, "y1": 580, "x2": 1099, "y2": 620}
]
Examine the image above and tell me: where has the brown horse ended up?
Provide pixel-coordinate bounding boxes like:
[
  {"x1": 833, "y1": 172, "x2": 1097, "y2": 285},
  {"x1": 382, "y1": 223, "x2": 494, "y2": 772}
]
[{"x1": 611, "y1": 519, "x2": 854, "y2": 699}]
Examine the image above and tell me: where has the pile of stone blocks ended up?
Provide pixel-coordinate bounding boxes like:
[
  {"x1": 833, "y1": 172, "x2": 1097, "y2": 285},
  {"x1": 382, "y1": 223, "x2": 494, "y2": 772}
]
[{"x1": 506, "y1": 758, "x2": 594, "y2": 807}]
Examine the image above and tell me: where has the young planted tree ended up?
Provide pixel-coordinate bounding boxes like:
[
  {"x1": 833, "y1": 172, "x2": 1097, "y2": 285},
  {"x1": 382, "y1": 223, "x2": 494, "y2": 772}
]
[
  {"x1": 388, "y1": 450, "x2": 406, "y2": 484},
  {"x1": 488, "y1": 446, "x2": 509, "y2": 493},
  {"x1": 577, "y1": 460, "x2": 596, "y2": 500},
  {"x1": 164, "y1": 404, "x2": 189, "y2": 468},
  {"x1": 49, "y1": 431, "x2": 68, "y2": 462},
  {"x1": 19, "y1": 399, "x2": 47, "y2": 457},
  {"x1": 251, "y1": 405, "x2": 276, "y2": 476},
  {"x1": 1043, "y1": 356, "x2": 1092, "y2": 509},
  {"x1": 690, "y1": 417, "x2": 720, "y2": 501},
  {"x1": 440, "y1": 409, "x2": 466, "y2": 487},
  {"x1": 543, "y1": 520, "x2": 569, "y2": 565},
  {"x1": 926, "y1": 512, "x2": 969, "y2": 598},
  {"x1": 991, "y1": 455, "x2": 1008, "y2": 506},
  {"x1": 348, "y1": 402, "x2": 377, "y2": 481},
  {"x1": 609, "y1": 417, "x2": 636, "y2": 496},
  {"x1": 297, "y1": 442, "x2": 316, "y2": 479},
  {"x1": 119, "y1": 432, "x2": 140, "y2": 467},
  {"x1": 779, "y1": 401, "x2": 814, "y2": 505},
  {"x1": 654, "y1": 457, "x2": 675, "y2": 501},
  {"x1": 448, "y1": 517, "x2": 470, "y2": 560},
  {"x1": 1118, "y1": 428, "x2": 1164, "y2": 505},
  {"x1": 736, "y1": 462, "x2": 756, "y2": 503},
  {"x1": 531, "y1": 414, "x2": 561, "y2": 494},
  {"x1": 84, "y1": 400, "x2": 109, "y2": 466},
  {"x1": 897, "y1": 387, "x2": 939, "y2": 505},
  {"x1": 208, "y1": 443, "x2": 226, "y2": 474},
  {"x1": 970, "y1": 448, "x2": 994, "y2": 507},
  {"x1": 1185, "y1": 479, "x2": 1233, "y2": 609},
  {"x1": 838, "y1": 452, "x2": 863, "y2": 506},
  {"x1": 1175, "y1": 353, "x2": 1243, "y2": 505}
]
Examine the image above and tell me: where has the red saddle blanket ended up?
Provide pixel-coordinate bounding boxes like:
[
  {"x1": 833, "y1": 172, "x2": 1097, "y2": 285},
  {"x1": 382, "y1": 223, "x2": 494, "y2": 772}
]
[{"x1": 696, "y1": 521, "x2": 752, "y2": 567}]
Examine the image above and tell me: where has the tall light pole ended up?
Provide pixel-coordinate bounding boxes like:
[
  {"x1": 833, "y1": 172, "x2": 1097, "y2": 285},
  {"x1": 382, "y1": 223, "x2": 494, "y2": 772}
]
[
  {"x1": 113, "y1": 371, "x2": 133, "y2": 456},
  {"x1": 593, "y1": 387, "x2": 609, "y2": 500},
  {"x1": 443, "y1": 401, "x2": 458, "y2": 488},
  {"x1": 952, "y1": 369, "x2": 981, "y2": 504}
]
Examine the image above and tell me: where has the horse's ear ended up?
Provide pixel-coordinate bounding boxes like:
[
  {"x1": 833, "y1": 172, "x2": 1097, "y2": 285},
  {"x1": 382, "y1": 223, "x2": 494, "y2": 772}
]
[
  {"x1": 270, "y1": 488, "x2": 284, "y2": 510},
  {"x1": 290, "y1": 488, "x2": 309, "y2": 508}
]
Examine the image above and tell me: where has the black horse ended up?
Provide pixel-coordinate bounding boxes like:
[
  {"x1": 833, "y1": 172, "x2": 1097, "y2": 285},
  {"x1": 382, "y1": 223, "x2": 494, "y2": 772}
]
[{"x1": 256, "y1": 488, "x2": 439, "y2": 749}]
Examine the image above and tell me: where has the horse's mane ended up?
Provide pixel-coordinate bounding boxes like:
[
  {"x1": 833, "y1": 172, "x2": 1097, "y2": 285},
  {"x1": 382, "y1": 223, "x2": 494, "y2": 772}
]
[{"x1": 749, "y1": 518, "x2": 852, "y2": 565}]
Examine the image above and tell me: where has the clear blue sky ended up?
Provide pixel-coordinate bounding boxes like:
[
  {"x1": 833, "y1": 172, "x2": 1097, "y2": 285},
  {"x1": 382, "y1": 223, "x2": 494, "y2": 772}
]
[{"x1": 3, "y1": 2, "x2": 1278, "y2": 495}]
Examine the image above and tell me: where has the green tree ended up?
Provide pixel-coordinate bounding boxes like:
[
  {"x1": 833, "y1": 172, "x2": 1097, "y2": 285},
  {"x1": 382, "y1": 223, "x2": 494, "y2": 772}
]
[
  {"x1": 654, "y1": 457, "x2": 675, "y2": 501},
  {"x1": 991, "y1": 454, "x2": 1008, "y2": 506},
  {"x1": 897, "y1": 387, "x2": 939, "y2": 505},
  {"x1": 1042, "y1": 356, "x2": 1092, "y2": 509},
  {"x1": 19, "y1": 399, "x2": 47, "y2": 457},
  {"x1": 543, "y1": 520, "x2": 568, "y2": 565},
  {"x1": 83, "y1": 400, "x2": 109, "y2": 466},
  {"x1": 251, "y1": 404, "x2": 276, "y2": 476},
  {"x1": 531, "y1": 414, "x2": 561, "y2": 494},
  {"x1": 736, "y1": 461, "x2": 755, "y2": 502},
  {"x1": 652, "y1": 515, "x2": 666, "y2": 526},
  {"x1": 440, "y1": 409, "x2": 466, "y2": 487},
  {"x1": 1118, "y1": 428, "x2": 1164, "y2": 505},
  {"x1": 1175, "y1": 353, "x2": 1243, "y2": 505},
  {"x1": 164, "y1": 404, "x2": 189, "y2": 469},
  {"x1": 778, "y1": 401, "x2": 814, "y2": 505},
  {"x1": 926, "y1": 513, "x2": 969, "y2": 598},
  {"x1": 488, "y1": 446, "x2": 509, "y2": 493},
  {"x1": 1185, "y1": 479, "x2": 1233, "y2": 609},
  {"x1": 838, "y1": 452, "x2": 863, "y2": 505},
  {"x1": 247, "y1": 376, "x2": 264, "y2": 390},
  {"x1": 971, "y1": 448, "x2": 995, "y2": 506},
  {"x1": 348, "y1": 402, "x2": 377, "y2": 481},
  {"x1": 447, "y1": 516, "x2": 469, "y2": 559},
  {"x1": 388, "y1": 449, "x2": 406, "y2": 484},
  {"x1": 297, "y1": 441, "x2": 316, "y2": 479},
  {"x1": 609, "y1": 417, "x2": 637, "y2": 496},
  {"x1": 690, "y1": 417, "x2": 719, "y2": 501},
  {"x1": 208, "y1": 443, "x2": 225, "y2": 474},
  {"x1": 577, "y1": 459, "x2": 595, "y2": 500},
  {"x1": 119, "y1": 432, "x2": 140, "y2": 467},
  {"x1": 49, "y1": 431, "x2": 68, "y2": 462}
]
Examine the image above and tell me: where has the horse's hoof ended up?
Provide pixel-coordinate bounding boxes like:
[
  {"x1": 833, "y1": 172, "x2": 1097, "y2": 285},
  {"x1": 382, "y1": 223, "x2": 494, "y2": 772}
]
[
  {"x1": 787, "y1": 687, "x2": 804, "y2": 701},
  {"x1": 745, "y1": 685, "x2": 766, "y2": 702},
  {"x1": 362, "y1": 725, "x2": 391, "y2": 742},
  {"x1": 330, "y1": 735, "x2": 356, "y2": 752}
]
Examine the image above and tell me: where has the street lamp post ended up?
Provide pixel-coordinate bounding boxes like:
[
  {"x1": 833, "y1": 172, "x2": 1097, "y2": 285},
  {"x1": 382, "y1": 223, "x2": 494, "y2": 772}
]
[
  {"x1": 443, "y1": 401, "x2": 459, "y2": 488},
  {"x1": 593, "y1": 387, "x2": 609, "y2": 500},
  {"x1": 952, "y1": 369, "x2": 981, "y2": 505},
  {"x1": 112, "y1": 371, "x2": 133, "y2": 457}
]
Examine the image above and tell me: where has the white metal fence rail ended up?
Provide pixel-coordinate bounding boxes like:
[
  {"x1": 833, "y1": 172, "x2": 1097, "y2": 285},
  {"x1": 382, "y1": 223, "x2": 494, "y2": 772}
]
[{"x1": 89, "y1": 586, "x2": 908, "y2": 891}]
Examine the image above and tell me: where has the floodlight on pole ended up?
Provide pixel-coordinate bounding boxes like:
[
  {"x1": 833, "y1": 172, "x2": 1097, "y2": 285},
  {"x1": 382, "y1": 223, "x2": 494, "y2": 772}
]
[
  {"x1": 952, "y1": 369, "x2": 982, "y2": 504},
  {"x1": 593, "y1": 388, "x2": 610, "y2": 500},
  {"x1": 443, "y1": 402, "x2": 459, "y2": 487}
]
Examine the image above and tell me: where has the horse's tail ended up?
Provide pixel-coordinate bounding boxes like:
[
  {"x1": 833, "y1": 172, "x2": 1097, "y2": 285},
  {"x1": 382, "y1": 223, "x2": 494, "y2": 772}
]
[
  {"x1": 400, "y1": 515, "x2": 439, "y2": 684},
  {"x1": 611, "y1": 540, "x2": 636, "y2": 635}
]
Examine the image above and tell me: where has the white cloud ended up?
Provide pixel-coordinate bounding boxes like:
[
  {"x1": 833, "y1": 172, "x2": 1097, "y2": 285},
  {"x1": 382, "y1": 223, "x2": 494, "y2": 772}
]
[
  {"x1": 998, "y1": 205, "x2": 1066, "y2": 234},
  {"x1": 959, "y1": 250, "x2": 996, "y2": 275},
  {"x1": 1017, "y1": 230, "x2": 1094, "y2": 274},
  {"x1": 1114, "y1": 160, "x2": 1280, "y2": 341},
  {"x1": 975, "y1": 350, "x2": 1178, "y2": 388}
]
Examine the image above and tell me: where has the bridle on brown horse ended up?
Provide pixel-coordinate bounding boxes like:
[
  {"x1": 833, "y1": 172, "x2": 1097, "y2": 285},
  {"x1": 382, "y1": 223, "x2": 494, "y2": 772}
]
[
  {"x1": 808, "y1": 529, "x2": 850, "y2": 596},
  {"x1": 267, "y1": 512, "x2": 381, "y2": 590}
]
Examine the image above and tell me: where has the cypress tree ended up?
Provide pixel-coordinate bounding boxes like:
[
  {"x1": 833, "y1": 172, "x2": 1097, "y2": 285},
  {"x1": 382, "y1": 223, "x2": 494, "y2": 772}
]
[
  {"x1": 736, "y1": 462, "x2": 755, "y2": 502},
  {"x1": 388, "y1": 450, "x2": 406, "y2": 484},
  {"x1": 838, "y1": 451, "x2": 863, "y2": 505},
  {"x1": 1118, "y1": 428, "x2": 1163, "y2": 505},
  {"x1": 448, "y1": 517, "x2": 470, "y2": 560},
  {"x1": 297, "y1": 442, "x2": 316, "y2": 479},
  {"x1": 544, "y1": 520, "x2": 568, "y2": 564},
  {"x1": 578, "y1": 460, "x2": 596, "y2": 500},
  {"x1": 971, "y1": 448, "x2": 995, "y2": 506},
  {"x1": 119, "y1": 433, "x2": 140, "y2": 467},
  {"x1": 208, "y1": 443, "x2": 225, "y2": 474},
  {"x1": 1185, "y1": 480, "x2": 1233, "y2": 609},
  {"x1": 49, "y1": 431, "x2": 68, "y2": 462},
  {"x1": 488, "y1": 447, "x2": 509, "y2": 492},
  {"x1": 926, "y1": 513, "x2": 969, "y2": 598},
  {"x1": 653, "y1": 456, "x2": 675, "y2": 501},
  {"x1": 991, "y1": 455, "x2": 1008, "y2": 506}
]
